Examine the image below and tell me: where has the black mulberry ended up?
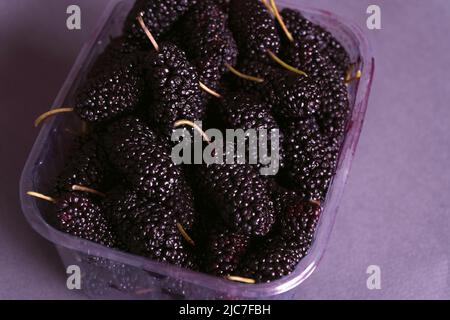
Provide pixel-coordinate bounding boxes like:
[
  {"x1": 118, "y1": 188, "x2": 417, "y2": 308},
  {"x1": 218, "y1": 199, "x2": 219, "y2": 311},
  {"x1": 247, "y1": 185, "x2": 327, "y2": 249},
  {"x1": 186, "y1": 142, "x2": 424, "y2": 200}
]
[
  {"x1": 146, "y1": 43, "x2": 204, "y2": 134},
  {"x1": 123, "y1": 0, "x2": 197, "y2": 47},
  {"x1": 170, "y1": 1, "x2": 238, "y2": 95},
  {"x1": 280, "y1": 8, "x2": 350, "y2": 74},
  {"x1": 239, "y1": 236, "x2": 307, "y2": 283},
  {"x1": 220, "y1": 93, "x2": 285, "y2": 170},
  {"x1": 54, "y1": 135, "x2": 111, "y2": 196},
  {"x1": 106, "y1": 189, "x2": 194, "y2": 266},
  {"x1": 197, "y1": 161, "x2": 275, "y2": 236},
  {"x1": 229, "y1": 0, "x2": 281, "y2": 62},
  {"x1": 282, "y1": 119, "x2": 338, "y2": 201},
  {"x1": 75, "y1": 54, "x2": 144, "y2": 122},
  {"x1": 102, "y1": 117, "x2": 183, "y2": 202},
  {"x1": 56, "y1": 192, "x2": 117, "y2": 248},
  {"x1": 203, "y1": 228, "x2": 250, "y2": 276}
]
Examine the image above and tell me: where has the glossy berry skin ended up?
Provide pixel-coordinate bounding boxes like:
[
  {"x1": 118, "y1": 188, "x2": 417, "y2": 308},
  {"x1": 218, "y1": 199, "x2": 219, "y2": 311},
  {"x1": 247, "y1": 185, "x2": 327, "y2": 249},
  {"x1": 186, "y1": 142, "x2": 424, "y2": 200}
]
[
  {"x1": 221, "y1": 93, "x2": 279, "y2": 132},
  {"x1": 106, "y1": 184, "x2": 196, "y2": 236},
  {"x1": 270, "y1": 184, "x2": 306, "y2": 216},
  {"x1": 203, "y1": 229, "x2": 250, "y2": 276},
  {"x1": 239, "y1": 236, "x2": 308, "y2": 283},
  {"x1": 281, "y1": 201, "x2": 321, "y2": 242},
  {"x1": 54, "y1": 135, "x2": 109, "y2": 196},
  {"x1": 220, "y1": 93, "x2": 285, "y2": 170},
  {"x1": 123, "y1": 0, "x2": 197, "y2": 47},
  {"x1": 280, "y1": 8, "x2": 350, "y2": 74},
  {"x1": 282, "y1": 119, "x2": 339, "y2": 201},
  {"x1": 317, "y1": 68, "x2": 350, "y2": 145},
  {"x1": 269, "y1": 73, "x2": 323, "y2": 121},
  {"x1": 170, "y1": 0, "x2": 238, "y2": 96},
  {"x1": 239, "y1": 201, "x2": 320, "y2": 282},
  {"x1": 106, "y1": 189, "x2": 194, "y2": 267},
  {"x1": 102, "y1": 117, "x2": 183, "y2": 203},
  {"x1": 146, "y1": 43, "x2": 204, "y2": 134},
  {"x1": 75, "y1": 54, "x2": 143, "y2": 123},
  {"x1": 56, "y1": 192, "x2": 117, "y2": 248},
  {"x1": 197, "y1": 161, "x2": 275, "y2": 236},
  {"x1": 229, "y1": 0, "x2": 280, "y2": 62}
]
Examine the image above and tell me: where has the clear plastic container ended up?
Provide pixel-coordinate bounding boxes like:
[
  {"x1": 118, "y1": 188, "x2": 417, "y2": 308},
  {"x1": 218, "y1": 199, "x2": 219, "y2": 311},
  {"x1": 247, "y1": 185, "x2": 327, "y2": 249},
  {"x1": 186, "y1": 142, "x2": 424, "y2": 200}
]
[{"x1": 20, "y1": 0, "x2": 374, "y2": 299}]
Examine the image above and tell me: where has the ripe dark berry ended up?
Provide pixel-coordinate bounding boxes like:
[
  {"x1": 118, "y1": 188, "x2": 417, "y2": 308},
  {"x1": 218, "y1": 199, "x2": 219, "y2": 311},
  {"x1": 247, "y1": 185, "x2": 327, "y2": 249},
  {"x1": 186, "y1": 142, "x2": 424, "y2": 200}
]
[
  {"x1": 56, "y1": 192, "x2": 117, "y2": 248},
  {"x1": 317, "y1": 69, "x2": 350, "y2": 144},
  {"x1": 203, "y1": 229, "x2": 250, "y2": 276},
  {"x1": 229, "y1": 0, "x2": 281, "y2": 62},
  {"x1": 270, "y1": 184, "x2": 306, "y2": 216},
  {"x1": 269, "y1": 73, "x2": 323, "y2": 121},
  {"x1": 75, "y1": 54, "x2": 144, "y2": 122},
  {"x1": 280, "y1": 8, "x2": 350, "y2": 74},
  {"x1": 170, "y1": 0, "x2": 238, "y2": 96},
  {"x1": 146, "y1": 42, "x2": 204, "y2": 134},
  {"x1": 102, "y1": 117, "x2": 183, "y2": 202},
  {"x1": 54, "y1": 135, "x2": 110, "y2": 196},
  {"x1": 282, "y1": 119, "x2": 339, "y2": 201},
  {"x1": 231, "y1": 59, "x2": 287, "y2": 106},
  {"x1": 106, "y1": 189, "x2": 194, "y2": 267},
  {"x1": 220, "y1": 93, "x2": 285, "y2": 169},
  {"x1": 123, "y1": 0, "x2": 197, "y2": 47},
  {"x1": 281, "y1": 201, "x2": 321, "y2": 243},
  {"x1": 239, "y1": 236, "x2": 308, "y2": 283},
  {"x1": 197, "y1": 161, "x2": 275, "y2": 236}
]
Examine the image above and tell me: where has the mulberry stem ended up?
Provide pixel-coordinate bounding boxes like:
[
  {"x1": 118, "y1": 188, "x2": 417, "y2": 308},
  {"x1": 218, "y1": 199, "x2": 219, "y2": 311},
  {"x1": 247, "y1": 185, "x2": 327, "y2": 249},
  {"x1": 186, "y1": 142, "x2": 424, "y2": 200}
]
[
  {"x1": 27, "y1": 191, "x2": 57, "y2": 204},
  {"x1": 270, "y1": 0, "x2": 294, "y2": 42},
  {"x1": 176, "y1": 223, "x2": 195, "y2": 246},
  {"x1": 137, "y1": 12, "x2": 160, "y2": 51},
  {"x1": 199, "y1": 81, "x2": 222, "y2": 98},
  {"x1": 267, "y1": 50, "x2": 308, "y2": 77},
  {"x1": 226, "y1": 64, "x2": 264, "y2": 83},
  {"x1": 345, "y1": 69, "x2": 362, "y2": 84},
  {"x1": 174, "y1": 119, "x2": 211, "y2": 144},
  {"x1": 226, "y1": 275, "x2": 256, "y2": 284},
  {"x1": 34, "y1": 108, "x2": 74, "y2": 127},
  {"x1": 71, "y1": 185, "x2": 106, "y2": 197}
]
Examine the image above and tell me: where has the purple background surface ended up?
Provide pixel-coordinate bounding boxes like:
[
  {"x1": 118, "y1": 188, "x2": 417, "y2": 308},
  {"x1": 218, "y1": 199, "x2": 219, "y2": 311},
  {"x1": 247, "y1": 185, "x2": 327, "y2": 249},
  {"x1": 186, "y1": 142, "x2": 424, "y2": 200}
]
[{"x1": 0, "y1": 0, "x2": 449, "y2": 299}]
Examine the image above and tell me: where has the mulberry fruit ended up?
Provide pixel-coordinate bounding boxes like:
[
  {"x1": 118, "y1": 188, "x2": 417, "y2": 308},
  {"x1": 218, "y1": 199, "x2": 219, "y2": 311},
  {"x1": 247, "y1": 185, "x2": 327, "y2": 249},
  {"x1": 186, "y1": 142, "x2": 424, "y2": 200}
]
[
  {"x1": 317, "y1": 70, "x2": 350, "y2": 145},
  {"x1": 146, "y1": 42, "x2": 204, "y2": 134},
  {"x1": 229, "y1": 0, "x2": 281, "y2": 62},
  {"x1": 268, "y1": 72, "x2": 323, "y2": 122},
  {"x1": 220, "y1": 93, "x2": 285, "y2": 170},
  {"x1": 106, "y1": 190, "x2": 193, "y2": 266},
  {"x1": 280, "y1": 8, "x2": 350, "y2": 74},
  {"x1": 56, "y1": 192, "x2": 117, "y2": 248},
  {"x1": 197, "y1": 160, "x2": 275, "y2": 236},
  {"x1": 75, "y1": 54, "x2": 144, "y2": 122},
  {"x1": 170, "y1": 1, "x2": 238, "y2": 95},
  {"x1": 270, "y1": 184, "x2": 306, "y2": 216},
  {"x1": 280, "y1": 201, "x2": 321, "y2": 243},
  {"x1": 230, "y1": 60, "x2": 285, "y2": 103},
  {"x1": 239, "y1": 200, "x2": 320, "y2": 282},
  {"x1": 54, "y1": 135, "x2": 111, "y2": 196},
  {"x1": 282, "y1": 119, "x2": 338, "y2": 201},
  {"x1": 239, "y1": 236, "x2": 307, "y2": 283},
  {"x1": 203, "y1": 229, "x2": 250, "y2": 276},
  {"x1": 123, "y1": 0, "x2": 197, "y2": 48},
  {"x1": 102, "y1": 117, "x2": 183, "y2": 202}
]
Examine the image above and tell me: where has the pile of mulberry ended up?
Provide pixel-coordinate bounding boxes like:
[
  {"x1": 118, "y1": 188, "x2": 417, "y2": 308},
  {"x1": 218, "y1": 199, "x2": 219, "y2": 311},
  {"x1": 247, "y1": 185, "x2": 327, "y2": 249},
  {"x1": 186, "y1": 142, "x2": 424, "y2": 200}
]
[{"x1": 34, "y1": 4, "x2": 356, "y2": 285}]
